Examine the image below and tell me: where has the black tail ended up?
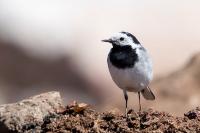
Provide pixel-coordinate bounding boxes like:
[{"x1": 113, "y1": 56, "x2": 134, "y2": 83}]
[{"x1": 141, "y1": 86, "x2": 155, "y2": 100}]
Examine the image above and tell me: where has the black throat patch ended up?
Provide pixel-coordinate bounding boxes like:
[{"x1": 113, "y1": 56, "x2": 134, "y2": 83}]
[{"x1": 109, "y1": 45, "x2": 138, "y2": 69}]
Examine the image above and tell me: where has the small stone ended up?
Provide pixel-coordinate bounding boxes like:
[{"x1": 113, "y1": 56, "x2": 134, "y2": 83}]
[{"x1": 184, "y1": 111, "x2": 197, "y2": 119}]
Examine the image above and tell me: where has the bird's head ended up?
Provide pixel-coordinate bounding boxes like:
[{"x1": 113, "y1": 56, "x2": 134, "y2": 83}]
[{"x1": 102, "y1": 31, "x2": 141, "y2": 48}]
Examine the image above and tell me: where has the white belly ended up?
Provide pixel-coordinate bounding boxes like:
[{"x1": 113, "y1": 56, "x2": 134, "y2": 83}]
[{"x1": 107, "y1": 54, "x2": 153, "y2": 92}]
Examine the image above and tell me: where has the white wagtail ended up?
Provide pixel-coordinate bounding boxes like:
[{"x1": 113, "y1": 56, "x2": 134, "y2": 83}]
[{"x1": 102, "y1": 31, "x2": 155, "y2": 117}]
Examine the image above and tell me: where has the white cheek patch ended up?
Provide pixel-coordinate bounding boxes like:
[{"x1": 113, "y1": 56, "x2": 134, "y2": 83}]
[{"x1": 119, "y1": 39, "x2": 132, "y2": 46}]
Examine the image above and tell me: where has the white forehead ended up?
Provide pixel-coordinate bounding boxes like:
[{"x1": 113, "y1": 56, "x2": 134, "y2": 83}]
[{"x1": 110, "y1": 32, "x2": 129, "y2": 39}]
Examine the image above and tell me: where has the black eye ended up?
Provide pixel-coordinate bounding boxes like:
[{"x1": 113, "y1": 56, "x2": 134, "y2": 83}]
[{"x1": 120, "y1": 37, "x2": 124, "y2": 41}]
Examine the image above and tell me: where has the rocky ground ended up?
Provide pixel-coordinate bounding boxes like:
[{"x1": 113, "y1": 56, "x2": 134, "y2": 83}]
[{"x1": 0, "y1": 92, "x2": 200, "y2": 133}]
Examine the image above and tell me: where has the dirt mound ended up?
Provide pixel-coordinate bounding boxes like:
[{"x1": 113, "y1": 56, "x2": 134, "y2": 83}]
[{"x1": 39, "y1": 102, "x2": 200, "y2": 133}]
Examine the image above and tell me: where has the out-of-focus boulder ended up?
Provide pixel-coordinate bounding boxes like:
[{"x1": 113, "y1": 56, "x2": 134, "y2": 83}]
[
  {"x1": 0, "y1": 39, "x2": 103, "y2": 104},
  {"x1": 152, "y1": 53, "x2": 200, "y2": 115}
]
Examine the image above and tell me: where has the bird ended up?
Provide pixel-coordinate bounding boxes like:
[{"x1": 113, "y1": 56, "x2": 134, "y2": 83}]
[{"x1": 102, "y1": 31, "x2": 155, "y2": 117}]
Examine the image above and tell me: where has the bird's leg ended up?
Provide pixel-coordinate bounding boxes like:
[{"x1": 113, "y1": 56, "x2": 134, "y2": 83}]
[
  {"x1": 123, "y1": 90, "x2": 128, "y2": 117},
  {"x1": 138, "y1": 92, "x2": 141, "y2": 112},
  {"x1": 138, "y1": 91, "x2": 142, "y2": 130}
]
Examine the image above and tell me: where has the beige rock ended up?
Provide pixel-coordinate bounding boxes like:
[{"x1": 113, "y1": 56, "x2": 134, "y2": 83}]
[{"x1": 0, "y1": 91, "x2": 63, "y2": 132}]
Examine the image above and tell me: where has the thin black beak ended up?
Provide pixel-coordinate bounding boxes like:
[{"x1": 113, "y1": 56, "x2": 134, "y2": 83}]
[{"x1": 101, "y1": 39, "x2": 113, "y2": 43}]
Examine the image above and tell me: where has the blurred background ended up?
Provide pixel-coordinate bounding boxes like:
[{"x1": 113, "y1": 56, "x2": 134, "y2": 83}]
[{"x1": 0, "y1": 0, "x2": 200, "y2": 116}]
